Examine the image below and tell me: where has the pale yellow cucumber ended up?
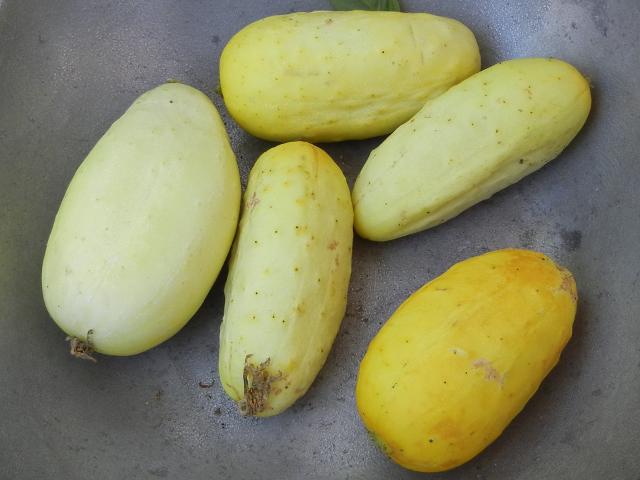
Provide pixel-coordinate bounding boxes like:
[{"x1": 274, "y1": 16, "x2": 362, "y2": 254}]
[
  {"x1": 219, "y1": 142, "x2": 353, "y2": 416},
  {"x1": 42, "y1": 83, "x2": 241, "y2": 356},
  {"x1": 353, "y1": 58, "x2": 592, "y2": 241},
  {"x1": 220, "y1": 11, "x2": 480, "y2": 142}
]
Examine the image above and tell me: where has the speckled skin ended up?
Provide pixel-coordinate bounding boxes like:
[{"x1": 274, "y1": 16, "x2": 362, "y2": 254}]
[
  {"x1": 220, "y1": 11, "x2": 479, "y2": 142},
  {"x1": 219, "y1": 142, "x2": 353, "y2": 416},
  {"x1": 357, "y1": 249, "x2": 577, "y2": 472},
  {"x1": 1, "y1": 1, "x2": 640, "y2": 479},
  {"x1": 353, "y1": 58, "x2": 591, "y2": 241}
]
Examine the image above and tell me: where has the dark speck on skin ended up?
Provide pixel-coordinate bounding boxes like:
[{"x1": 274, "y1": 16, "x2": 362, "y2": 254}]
[{"x1": 561, "y1": 229, "x2": 583, "y2": 251}]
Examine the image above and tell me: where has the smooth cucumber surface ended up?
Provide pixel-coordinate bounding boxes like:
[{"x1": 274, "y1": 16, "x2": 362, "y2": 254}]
[
  {"x1": 221, "y1": 11, "x2": 480, "y2": 142},
  {"x1": 42, "y1": 83, "x2": 241, "y2": 356},
  {"x1": 356, "y1": 249, "x2": 577, "y2": 472}
]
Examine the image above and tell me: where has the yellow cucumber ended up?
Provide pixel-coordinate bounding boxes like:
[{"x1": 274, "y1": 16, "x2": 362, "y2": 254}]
[
  {"x1": 353, "y1": 58, "x2": 591, "y2": 241},
  {"x1": 356, "y1": 249, "x2": 577, "y2": 472},
  {"x1": 42, "y1": 83, "x2": 241, "y2": 356},
  {"x1": 220, "y1": 11, "x2": 480, "y2": 142},
  {"x1": 219, "y1": 142, "x2": 353, "y2": 416}
]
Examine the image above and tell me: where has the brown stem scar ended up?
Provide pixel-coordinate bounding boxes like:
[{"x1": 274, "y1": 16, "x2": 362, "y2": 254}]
[
  {"x1": 66, "y1": 329, "x2": 97, "y2": 363},
  {"x1": 472, "y1": 358, "x2": 504, "y2": 385},
  {"x1": 239, "y1": 355, "x2": 283, "y2": 416}
]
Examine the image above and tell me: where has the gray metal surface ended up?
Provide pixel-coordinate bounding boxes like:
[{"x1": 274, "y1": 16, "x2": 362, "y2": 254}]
[{"x1": 1, "y1": 0, "x2": 638, "y2": 478}]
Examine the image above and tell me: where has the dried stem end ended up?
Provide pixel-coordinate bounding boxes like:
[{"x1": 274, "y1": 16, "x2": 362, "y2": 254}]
[
  {"x1": 65, "y1": 329, "x2": 97, "y2": 363},
  {"x1": 239, "y1": 355, "x2": 282, "y2": 416}
]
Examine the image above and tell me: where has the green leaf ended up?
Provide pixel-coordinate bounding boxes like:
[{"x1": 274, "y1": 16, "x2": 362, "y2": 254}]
[{"x1": 329, "y1": 0, "x2": 401, "y2": 12}]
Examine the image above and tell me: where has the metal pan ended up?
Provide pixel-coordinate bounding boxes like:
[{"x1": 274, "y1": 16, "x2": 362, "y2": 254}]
[{"x1": 1, "y1": 0, "x2": 638, "y2": 478}]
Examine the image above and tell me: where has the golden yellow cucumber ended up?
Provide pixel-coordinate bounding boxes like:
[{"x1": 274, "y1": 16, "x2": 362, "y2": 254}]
[
  {"x1": 42, "y1": 83, "x2": 241, "y2": 357},
  {"x1": 219, "y1": 142, "x2": 353, "y2": 416},
  {"x1": 353, "y1": 58, "x2": 592, "y2": 241},
  {"x1": 220, "y1": 11, "x2": 480, "y2": 142},
  {"x1": 356, "y1": 249, "x2": 577, "y2": 472}
]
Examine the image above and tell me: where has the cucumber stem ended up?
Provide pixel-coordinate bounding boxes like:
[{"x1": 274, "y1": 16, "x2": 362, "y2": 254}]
[{"x1": 65, "y1": 329, "x2": 97, "y2": 363}]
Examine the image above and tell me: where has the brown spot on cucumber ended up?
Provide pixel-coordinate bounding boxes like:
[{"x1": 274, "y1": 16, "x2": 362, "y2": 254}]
[
  {"x1": 557, "y1": 266, "x2": 578, "y2": 302},
  {"x1": 246, "y1": 192, "x2": 260, "y2": 211},
  {"x1": 472, "y1": 359, "x2": 504, "y2": 385}
]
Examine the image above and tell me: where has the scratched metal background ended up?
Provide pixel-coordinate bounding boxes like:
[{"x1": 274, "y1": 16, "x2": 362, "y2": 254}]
[{"x1": 1, "y1": 0, "x2": 638, "y2": 478}]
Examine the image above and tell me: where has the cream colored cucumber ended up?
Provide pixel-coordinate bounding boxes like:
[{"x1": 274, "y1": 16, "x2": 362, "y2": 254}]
[
  {"x1": 42, "y1": 83, "x2": 241, "y2": 357},
  {"x1": 220, "y1": 11, "x2": 480, "y2": 142},
  {"x1": 219, "y1": 142, "x2": 353, "y2": 416},
  {"x1": 353, "y1": 58, "x2": 592, "y2": 241}
]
